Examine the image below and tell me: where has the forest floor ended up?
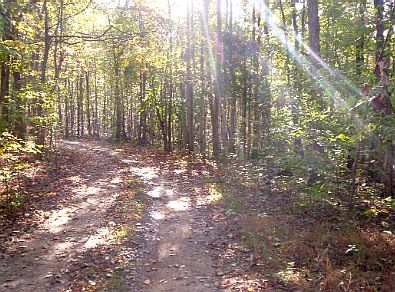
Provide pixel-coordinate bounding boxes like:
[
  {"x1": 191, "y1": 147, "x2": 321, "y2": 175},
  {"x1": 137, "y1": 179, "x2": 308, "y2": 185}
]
[
  {"x1": 1, "y1": 139, "x2": 394, "y2": 291},
  {"x1": 0, "y1": 140, "x2": 269, "y2": 291}
]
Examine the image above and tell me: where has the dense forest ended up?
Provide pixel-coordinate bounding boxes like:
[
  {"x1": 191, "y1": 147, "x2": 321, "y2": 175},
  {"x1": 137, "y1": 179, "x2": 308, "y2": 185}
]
[{"x1": 1, "y1": 0, "x2": 395, "y2": 291}]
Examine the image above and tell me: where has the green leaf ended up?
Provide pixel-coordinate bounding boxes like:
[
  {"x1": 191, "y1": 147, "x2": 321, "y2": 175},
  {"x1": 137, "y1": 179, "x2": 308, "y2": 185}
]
[{"x1": 345, "y1": 96, "x2": 357, "y2": 109}]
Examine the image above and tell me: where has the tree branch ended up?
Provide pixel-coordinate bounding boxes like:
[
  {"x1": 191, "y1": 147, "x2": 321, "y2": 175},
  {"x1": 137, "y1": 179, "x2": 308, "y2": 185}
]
[
  {"x1": 50, "y1": 25, "x2": 151, "y2": 43},
  {"x1": 49, "y1": 0, "x2": 94, "y2": 29}
]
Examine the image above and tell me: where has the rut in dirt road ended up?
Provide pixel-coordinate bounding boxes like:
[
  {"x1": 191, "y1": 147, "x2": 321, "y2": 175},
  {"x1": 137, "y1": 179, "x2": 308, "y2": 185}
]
[
  {"x1": 132, "y1": 175, "x2": 220, "y2": 291},
  {"x1": 118, "y1": 143, "x2": 228, "y2": 291}
]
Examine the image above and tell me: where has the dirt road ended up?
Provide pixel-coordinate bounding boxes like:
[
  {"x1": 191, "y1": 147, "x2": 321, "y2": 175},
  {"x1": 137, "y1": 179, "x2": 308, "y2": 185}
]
[{"x1": 0, "y1": 140, "x2": 226, "y2": 291}]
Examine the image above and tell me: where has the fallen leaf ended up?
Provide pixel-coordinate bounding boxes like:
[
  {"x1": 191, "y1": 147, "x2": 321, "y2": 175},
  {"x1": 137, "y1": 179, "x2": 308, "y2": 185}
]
[{"x1": 144, "y1": 279, "x2": 151, "y2": 285}]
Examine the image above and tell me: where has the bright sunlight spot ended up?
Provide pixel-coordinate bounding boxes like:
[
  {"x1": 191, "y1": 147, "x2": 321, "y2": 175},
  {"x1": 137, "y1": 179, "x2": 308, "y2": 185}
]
[
  {"x1": 207, "y1": 183, "x2": 224, "y2": 203},
  {"x1": 166, "y1": 197, "x2": 190, "y2": 211}
]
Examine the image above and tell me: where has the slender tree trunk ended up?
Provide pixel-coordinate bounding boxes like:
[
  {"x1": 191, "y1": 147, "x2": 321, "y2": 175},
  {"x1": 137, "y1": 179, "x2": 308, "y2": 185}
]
[
  {"x1": 0, "y1": 65, "x2": 10, "y2": 129},
  {"x1": 166, "y1": 0, "x2": 173, "y2": 152},
  {"x1": 247, "y1": 88, "x2": 252, "y2": 160},
  {"x1": 185, "y1": 0, "x2": 194, "y2": 152},
  {"x1": 79, "y1": 75, "x2": 84, "y2": 136},
  {"x1": 374, "y1": 0, "x2": 385, "y2": 78},
  {"x1": 241, "y1": 49, "x2": 248, "y2": 159},
  {"x1": 35, "y1": 0, "x2": 51, "y2": 145},
  {"x1": 279, "y1": 0, "x2": 291, "y2": 89},
  {"x1": 156, "y1": 82, "x2": 168, "y2": 151},
  {"x1": 220, "y1": 0, "x2": 228, "y2": 155},
  {"x1": 70, "y1": 79, "x2": 75, "y2": 136},
  {"x1": 227, "y1": 0, "x2": 237, "y2": 154},
  {"x1": 41, "y1": 0, "x2": 51, "y2": 84},
  {"x1": 139, "y1": 70, "x2": 147, "y2": 145},
  {"x1": 308, "y1": 0, "x2": 323, "y2": 110},
  {"x1": 167, "y1": 81, "x2": 173, "y2": 152},
  {"x1": 86, "y1": 71, "x2": 92, "y2": 136},
  {"x1": 251, "y1": 3, "x2": 262, "y2": 156},
  {"x1": 13, "y1": 71, "x2": 26, "y2": 138},
  {"x1": 94, "y1": 61, "x2": 99, "y2": 137},
  {"x1": 102, "y1": 82, "x2": 107, "y2": 136},
  {"x1": 291, "y1": 0, "x2": 304, "y2": 157},
  {"x1": 263, "y1": 0, "x2": 269, "y2": 35},
  {"x1": 128, "y1": 84, "x2": 133, "y2": 139},
  {"x1": 199, "y1": 44, "x2": 207, "y2": 156},
  {"x1": 374, "y1": 0, "x2": 394, "y2": 196},
  {"x1": 113, "y1": 44, "x2": 122, "y2": 140},
  {"x1": 211, "y1": 0, "x2": 222, "y2": 160},
  {"x1": 301, "y1": 0, "x2": 306, "y2": 40},
  {"x1": 0, "y1": 0, "x2": 13, "y2": 130},
  {"x1": 54, "y1": 0, "x2": 65, "y2": 132},
  {"x1": 307, "y1": 0, "x2": 324, "y2": 110},
  {"x1": 308, "y1": 0, "x2": 320, "y2": 54},
  {"x1": 65, "y1": 79, "x2": 70, "y2": 138},
  {"x1": 355, "y1": 0, "x2": 366, "y2": 76}
]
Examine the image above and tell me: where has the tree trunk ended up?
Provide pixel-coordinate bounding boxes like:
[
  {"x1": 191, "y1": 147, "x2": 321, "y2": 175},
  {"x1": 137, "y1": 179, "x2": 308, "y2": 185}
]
[
  {"x1": 70, "y1": 79, "x2": 75, "y2": 136},
  {"x1": 113, "y1": 45, "x2": 122, "y2": 140},
  {"x1": 78, "y1": 75, "x2": 84, "y2": 136},
  {"x1": 102, "y1": 82, "x2": 107, "y2": 136},
  {"x1": 0, "y1": 0, "x2": 13, "y2": 131},
  {"x1": 227, "y1": 0, "x2": 237, "y2": 154},
  {"x1": 241, "y1": 49, "x2": 248, "y2": 159},
  {"x1": 374, "y1": 0, "x2": 385, "y2": 78},
  {"x1": 307, "y1": 0, "x2": 324, "y2": 110},
  {"x1": 185, "y1": 0, "x2": 194, "y2": 152},
  {"x1": 35, "y1": 0, "x2": 51, "y2": 145},
  {"x1": 308, "y1": 0, "x2": 320, "y2": 54},
  {"x1": 54, "y1": 0, "x2": 65, "y2": 132},
  {"x1": 65, "y1": 79, "x2": 70, "y2": 138},
  {"x1": 355, "y1": 0, "x2": 366, "y2": 76},
  {"x1": 94, "y1": 61, "x2": 99, "y2": 137},
  {"x1": 13, "y1": 71, "x2": 26, "y2": 138},
  {"x1": 0, "y1": 65, "x2": 10, "y2": 130},
  {"x1": 139, "y1": 70, "x2": 147, "y2": 145},
  {"x1": 374, "y1": 0, "x2": 394, "y2": 196},
  {"x1": 251, "y1": 3, "x2": 261, "y2": 157},
  {"x1": 166, "y1": 0, "x2": 173, "y2": 152},
  {"x1": 291, "y1": 0, "x2": 304, "y2": 157},
  {"x1": 86, "y1": 71, "x2": 92, "y2": 136},
  {"x1": 211, "y1": 0, "x2": 222, "y2": 160},
  {"x1": 198, "y1": 44, "x2": 207, "y2": 156}
]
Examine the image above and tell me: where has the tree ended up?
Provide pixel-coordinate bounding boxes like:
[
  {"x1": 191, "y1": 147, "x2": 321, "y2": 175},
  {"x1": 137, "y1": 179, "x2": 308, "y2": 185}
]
[{"x1": 0, "y1": 0, "x2": 13, "y2": 130}]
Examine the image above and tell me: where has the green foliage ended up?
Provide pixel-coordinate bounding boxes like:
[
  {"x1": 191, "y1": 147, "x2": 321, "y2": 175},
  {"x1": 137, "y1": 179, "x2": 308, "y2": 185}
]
[
  {"x1": 250, "y1": 148, "x2": 263, "y2": 160},
  {"x1": 0, "y1": 133, "x2": 39, "y2": 212},
  {"x1": 110, "y1": 271, "x2": 124, "y2": 290},
  {"x1": 9, "y1": 192, "x2": 26, "y2": 209},
  {"x1": 280, "y1": 156, "x2": 309, "y2": 177},
  {"x1": 0, "y1": 42, "x2": 11, "y2": 62},
  {"x1": 0, "y1": 132, "x2": 41, "y2": 155},
  {"x1": 305, "y1": 182, "x2": 330, "y2": 202},
  {"x1": 363, "y1": 208, "x2": 379, "y2": 218},
  {"x1": 241, "y1": 231, "x2": 268, "y2": 257},
  {"x1": 0, "y1": 191, "x2": 27, "y2": 213}
]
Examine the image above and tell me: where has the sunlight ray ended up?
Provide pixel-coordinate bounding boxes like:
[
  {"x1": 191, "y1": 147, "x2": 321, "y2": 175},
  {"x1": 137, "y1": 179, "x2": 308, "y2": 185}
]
[
  {"x1": 255, "y1": 0, "x2": 369, "y2": 129},
  {"x1": 200, "y1": 0, "x2": 221, "y2": 100}
]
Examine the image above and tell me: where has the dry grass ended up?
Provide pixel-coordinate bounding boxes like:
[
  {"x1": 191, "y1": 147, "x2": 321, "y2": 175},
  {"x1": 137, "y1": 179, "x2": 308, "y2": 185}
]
[{"x1": 217, "y1": 161, "x2": 395, "y2": 291}]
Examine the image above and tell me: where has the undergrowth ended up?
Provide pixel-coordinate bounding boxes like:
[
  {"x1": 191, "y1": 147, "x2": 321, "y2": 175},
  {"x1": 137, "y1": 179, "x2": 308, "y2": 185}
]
[
  {"x1": 216, "y1": 157, "x2": 395, "y2": 291},
  {"x1": 0, "y1": 132, "x2": 42, "y2": 216}
]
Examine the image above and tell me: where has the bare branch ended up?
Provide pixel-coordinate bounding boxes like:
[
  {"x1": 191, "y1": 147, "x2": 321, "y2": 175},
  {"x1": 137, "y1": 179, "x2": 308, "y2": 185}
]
[
  {"x1": 50, "y1": 25, "x2": 152, "y2": 44},
  {"x1": 50, "y1": 0, "x2": 94, "y2": 29}
]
